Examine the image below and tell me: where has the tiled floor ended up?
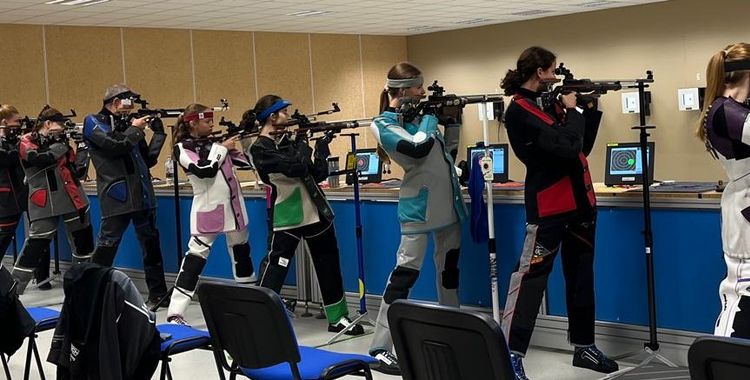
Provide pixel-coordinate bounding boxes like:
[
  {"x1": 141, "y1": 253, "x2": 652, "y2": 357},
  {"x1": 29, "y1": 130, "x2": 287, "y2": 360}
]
[{"x1": 8, "y1": 281, "x2": 623, "y2": 380}]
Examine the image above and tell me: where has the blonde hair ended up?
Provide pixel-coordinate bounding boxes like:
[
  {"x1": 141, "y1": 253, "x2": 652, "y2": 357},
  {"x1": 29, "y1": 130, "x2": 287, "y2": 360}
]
[
  {"x1": 0, "y1": 104, "x2": 19, "y2": 123},
  {"x1": 697, "y1": 43, "x2": 750, "y2": 142}
]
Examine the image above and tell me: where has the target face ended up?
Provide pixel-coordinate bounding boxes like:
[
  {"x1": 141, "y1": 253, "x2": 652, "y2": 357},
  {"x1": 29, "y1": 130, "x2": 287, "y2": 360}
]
[
  {"x1": 356, "y1": 156, "x2": 370, "y2": 171},
  {"x1": 611, "y1": 149, "x2": 637, "y2": 172}
]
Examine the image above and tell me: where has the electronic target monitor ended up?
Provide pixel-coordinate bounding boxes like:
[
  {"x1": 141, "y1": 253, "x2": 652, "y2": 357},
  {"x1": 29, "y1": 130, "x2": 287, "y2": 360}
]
[
  {"x1": 345, "y1": 148, "x2": 383, "y2": 185},
  {"x1": 466, "y1": 143, "x2": 509, "y2": 183},
  {"x1": 604, "y1": 142, "x2": 655, "y2": 186}
]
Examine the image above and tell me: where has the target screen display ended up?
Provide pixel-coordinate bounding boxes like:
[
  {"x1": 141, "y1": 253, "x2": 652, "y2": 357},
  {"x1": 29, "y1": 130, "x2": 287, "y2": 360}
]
[
  {"x1": 469, "y1": 147, "x2": 506, "y2": 175},
  {"x1": 609, "y1": 146, "x2": 651, "y2": 175},
  {"x1": 355, "y1": 152, "x2": 380, "y2": 176}
]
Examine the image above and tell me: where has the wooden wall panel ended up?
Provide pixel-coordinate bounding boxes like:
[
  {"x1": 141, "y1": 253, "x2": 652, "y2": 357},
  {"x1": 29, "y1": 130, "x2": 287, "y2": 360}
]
[
  {"x1": 310, "y1": 34, "x2": 364, "y2": 159},
  {"x1": 123, "y1": 28, "x2": 194, "y2": 179},
  {"x1": 361, "y1": 35, "x2": 408, "y2": 179},
  {"x1": 193, "y1": 30, "x2": 257, "y2": 182},
  {"x1": 253, "y1": 32, "x2": 312, "y2": 114},
  {"x1": 45, "y1": 26, "x2": 123, "y2": 123},
  {"x1": 0, "y1": 25, "x2": 47, "y2": 117},
  {"x1": 192, "y1": 30, "x2": 255, "y2": 123}
]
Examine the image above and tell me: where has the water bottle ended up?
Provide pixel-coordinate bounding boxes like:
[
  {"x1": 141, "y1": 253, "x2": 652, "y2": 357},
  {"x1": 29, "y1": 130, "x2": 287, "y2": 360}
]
[
  {"x1": 165, "y1": 159, "x2": 174, "y2": 186},
  {"x1": 327, "y1": 157, "x2": 340, "y2": 188}
]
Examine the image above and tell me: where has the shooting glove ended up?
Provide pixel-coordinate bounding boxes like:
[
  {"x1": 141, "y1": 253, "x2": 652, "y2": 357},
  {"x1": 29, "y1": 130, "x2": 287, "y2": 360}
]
[
  {"x1": 314, "y1": 136, "x2": 331, "y2": 161},
  {"x1": 457, "y1": 160, "x2": 469, "y2": 186},
  {"x1": 149, "y1": 117, "x2": 165, "y2": 134},
  {"x1": 577, "y1": 95, "x2": 598, "y2": 111}
]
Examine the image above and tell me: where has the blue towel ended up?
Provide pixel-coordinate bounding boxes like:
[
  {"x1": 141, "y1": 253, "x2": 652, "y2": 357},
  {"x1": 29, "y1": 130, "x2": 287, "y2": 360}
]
[{"x1": 468, "y1": 154, "x2": 488, "y2": 243}]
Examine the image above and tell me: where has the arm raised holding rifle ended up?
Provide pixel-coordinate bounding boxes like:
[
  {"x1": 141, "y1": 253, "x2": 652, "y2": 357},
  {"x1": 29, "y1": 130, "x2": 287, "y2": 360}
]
[{"x1": 247, "y1": 94, "x2": 365, "y2": 337}]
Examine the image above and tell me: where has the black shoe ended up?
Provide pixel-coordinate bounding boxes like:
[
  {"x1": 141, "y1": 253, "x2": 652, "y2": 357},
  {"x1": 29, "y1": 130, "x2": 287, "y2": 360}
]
[
  {"x1": 146, "y1": 295, "x2": 170, "y2": 310},
  {"x1": 370, "y1": 349, "x2": 400, "y2": 376},
  {"x1": 510, "y1": 353, "x2": 530, "y2": 380},
  {"x1": 572, "y1": 345, "x2": 619, "y2": 374},
  {"x1": 37, "y1": 281, "x2": 52, "y2": 290},
  {"x1": 327, "y1": 316, "x2": 365, "y2": 336}
]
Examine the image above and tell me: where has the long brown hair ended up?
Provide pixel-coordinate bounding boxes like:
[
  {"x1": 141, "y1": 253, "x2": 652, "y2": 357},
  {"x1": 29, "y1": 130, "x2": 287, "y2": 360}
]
[
  {"x1": 500, "y1": 46, "x2": 557, "y2": 96},
  {"x1": 174, "y1": 103, "x2": 211, "y2": 144},
  {"x1": 697, "y1": 43, "x2": 750, "y2": 141}
]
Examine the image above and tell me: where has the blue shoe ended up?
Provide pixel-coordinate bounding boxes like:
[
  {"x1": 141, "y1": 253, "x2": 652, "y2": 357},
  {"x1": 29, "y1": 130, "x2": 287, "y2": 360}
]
[
  {"x1": 573, "y1": 345, "x2": 619, "y2": 374},
  {"x1": 510, "y1": 353, "x2": 530, "y2": 380}
]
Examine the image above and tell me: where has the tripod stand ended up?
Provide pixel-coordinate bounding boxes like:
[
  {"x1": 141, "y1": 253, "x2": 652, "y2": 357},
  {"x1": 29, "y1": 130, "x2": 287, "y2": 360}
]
[
  {"x1": 603, "y1": 73, "x2": 677, "y2": 379},
  {"x1": 477, "y1": 102, "x2": 501, "y2": 323},
  {"x1": 149, "y1": 132, "x2": 184, "y2": 312},
  {"x1": 326, "y1": 132, "x2": 375, "y2": 345}
]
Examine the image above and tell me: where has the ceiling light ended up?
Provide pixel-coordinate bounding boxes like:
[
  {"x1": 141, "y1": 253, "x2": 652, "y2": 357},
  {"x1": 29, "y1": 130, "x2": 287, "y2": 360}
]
[
  {"x1": 406, "y1": 26, "x2": 438, "y2": 32},
  {"x1": 455, "y1": 18, "x2": 494, "y2": 25},
  {"x1": 44, "y1": 0, "x2": 110, "y2": 5},
  {"x1": 286, "y1": 10, "x2": 333, "y2": 17},
  {"x1": 577, "y1": 0, "x2": 619, "y2": 7},
  {"x1": 510, "y1": 9, "x2": 553, "y2": 16}
]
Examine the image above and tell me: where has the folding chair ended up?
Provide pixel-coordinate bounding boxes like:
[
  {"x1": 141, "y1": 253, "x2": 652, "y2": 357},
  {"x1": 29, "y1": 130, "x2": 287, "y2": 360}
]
[
  {"x1": 156, "y1": 323, "x2": 223, "y2": 380},
  {"x1": 387, "y1": 300, "x2": 516, "y2": 380},
  {"x1": 22, "y1": 307, "x2": 60, "y2": 380},
  {"x1": 198, "y1": 283, "x2": 376, "y2": 380},
  {"x1": 688, "y1": 335, "x2": 750, "y2": 380}
]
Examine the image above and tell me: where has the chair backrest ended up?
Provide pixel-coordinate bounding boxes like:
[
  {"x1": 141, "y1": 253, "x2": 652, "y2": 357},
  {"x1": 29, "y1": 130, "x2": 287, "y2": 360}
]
[
  {"x1": 197, "y1": 282, "x2": 301, "y2": 370},
  {"x1": 388, "y1": 300, "x2": 515, "y2": 380},
  {"x1": 689, "y1": 335, "x2": 750, "y2": 380}
]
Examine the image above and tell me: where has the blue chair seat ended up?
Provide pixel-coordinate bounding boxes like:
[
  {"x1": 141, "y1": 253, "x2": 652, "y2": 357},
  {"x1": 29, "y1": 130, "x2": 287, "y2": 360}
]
[
  {"x1": 241, "y1": 346, "x2": 378, "y2": 380},
  {"x1": 156, "y1": 324, "x2": 211, "y2": 354},
  {"x1": 27, "y1": 307, "x2": 60, "y2": 331}
]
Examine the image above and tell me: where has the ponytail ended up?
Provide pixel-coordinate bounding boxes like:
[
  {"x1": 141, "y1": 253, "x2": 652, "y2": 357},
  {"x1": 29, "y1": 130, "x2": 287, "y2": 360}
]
[
  {"x1": 379, "y1": 88, "x2": 390, "y2": 114},
  {"x1": 500, "y1": 69, "x2": 524, "y2": 96},
  {"x1": 174, "y1": 103, "x2": 210, "y2": 144}
]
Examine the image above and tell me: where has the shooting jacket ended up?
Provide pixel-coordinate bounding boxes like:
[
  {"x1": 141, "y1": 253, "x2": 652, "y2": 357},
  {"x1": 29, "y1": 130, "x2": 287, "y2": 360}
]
[
  {"x1": 370, "y1": 112, "x2": 466, "y2": 235},
  {"x1": 83, "y1": 108, "x2": 166, "y2": 218},
  {"x1": 0, "y1": 137, "x2": 28, "y2": 219},
  {"x1": 250, "y1": 135, "x2": 333, "y2": 231},
  {"x1": 505, "y1": 88, "x2": 602, "y2": 224},
  {"x1": 18, "y1": 133, "x2": 88, "y2": 222},
  {"x1": 175, "y1": 138, "x2": 251, "y2": 235},
  {"x1": 705, "y1": 96, "x2": 750, "y2": 259}
]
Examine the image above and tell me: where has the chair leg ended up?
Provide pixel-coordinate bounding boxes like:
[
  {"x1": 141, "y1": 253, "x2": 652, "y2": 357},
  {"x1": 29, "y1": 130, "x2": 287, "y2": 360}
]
[
  {"x1": 23, "y1": 335, "x2": 33, "y2": 380},
  {"x1": 229, "y1": 372, "x2": 237, "y2": 380},
  {"x1": 2, "y1": 353, "x2": 12, "y2": 380},
  {"x1": 160, "y1": 358, "x2": 168, "y2": 380},
  {"x1": 212, "y1": 352, "x2": 226, "y2": 380},
  {"x1": 166, "y1": 361, "x2": 174, "y2": 380},
  {"x1": 31, "y1": 337, "x2": 46, "y2": 380}
]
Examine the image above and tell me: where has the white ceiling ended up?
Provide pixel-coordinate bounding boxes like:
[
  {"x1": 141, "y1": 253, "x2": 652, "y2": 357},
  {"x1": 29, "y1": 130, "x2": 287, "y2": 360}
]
[{"x1": 0, "y1": 0, "x2": 668, "y2": 36}]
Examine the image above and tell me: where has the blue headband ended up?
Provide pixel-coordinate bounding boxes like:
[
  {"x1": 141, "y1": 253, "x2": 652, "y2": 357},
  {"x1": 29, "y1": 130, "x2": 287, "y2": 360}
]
[{"x1": 257, "y1": 99, "x2": 292, "y2": 123}]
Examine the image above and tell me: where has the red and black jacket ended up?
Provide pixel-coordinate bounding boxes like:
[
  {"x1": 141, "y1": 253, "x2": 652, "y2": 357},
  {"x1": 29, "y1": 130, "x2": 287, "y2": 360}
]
[{"x1": 505, "y1": 88, "x2": 602, "y2": 224}]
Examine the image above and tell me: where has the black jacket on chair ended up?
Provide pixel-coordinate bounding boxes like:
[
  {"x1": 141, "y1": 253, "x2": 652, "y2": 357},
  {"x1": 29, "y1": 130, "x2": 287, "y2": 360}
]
[
  {"x1": 48, "y1": 263, "x2": 160, "y2": 380},
  {"x1": 0, "y1": 264, "x2": 34, "y2": 356}
]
